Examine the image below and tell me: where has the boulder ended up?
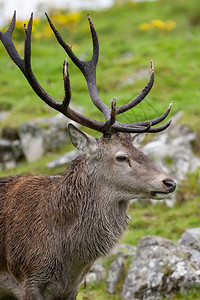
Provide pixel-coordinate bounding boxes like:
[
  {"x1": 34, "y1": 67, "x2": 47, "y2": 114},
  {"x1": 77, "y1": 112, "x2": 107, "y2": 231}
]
[
  {"x1": 106, "y1": 257, "x2": 125, "y2": 294},
  {"x1": 178, "y1": 228, "x2": 200, "y2": 252},
  {"x1": 142, "y1": 125, "x2": 200, "y2": 181},
  {"x1": 110, "y1": 243, "x2": 137, "y2": 257},
  {"x1": 121, "y1": 235, "x2": 200, "y2": 300},
  {"x1": 18, "y1": 108, "x2": 83, "y2": 162},
  {"x1": 140, "y1": 113, "x2": 200, "y2": 206},
  {"x1": 47, "y1": 151, "x2": 81, "y2": 168},
  {"x1": 84, "y1": 259, "x2": 106, "y2": 284},
  {"x1": 0, "y1": 138, "x2": 22, "y2": 169},
  {"x1": 18, "y1": 122, "x2": 45, "y2": 162}
]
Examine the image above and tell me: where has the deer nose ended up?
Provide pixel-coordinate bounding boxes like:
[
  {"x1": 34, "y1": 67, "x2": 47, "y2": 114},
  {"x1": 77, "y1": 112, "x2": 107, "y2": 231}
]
[{"x1": 162, "y1": 179, "x2": 176, "y2": 193}]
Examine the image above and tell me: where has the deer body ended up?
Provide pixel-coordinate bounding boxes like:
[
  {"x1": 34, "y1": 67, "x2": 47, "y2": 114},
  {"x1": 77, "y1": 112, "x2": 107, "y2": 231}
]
[
  {"x1": 0, "y1": 159, "x2": 123, "y2": 299},
  {"x1": 0, "y1": 130, "x2": 175, "y2": 299},
  {"x1": 0, "y1": 12, "x2": 176, "y2": 299},
  {"x1": 0, "y1": 161, "x2": 98, "y2": 299}
]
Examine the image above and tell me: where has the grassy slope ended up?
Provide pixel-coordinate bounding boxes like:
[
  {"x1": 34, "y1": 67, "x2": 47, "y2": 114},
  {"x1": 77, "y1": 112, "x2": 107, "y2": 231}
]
[{"x1": 0, "y1": 0, "x2": 200, "y2": 299}]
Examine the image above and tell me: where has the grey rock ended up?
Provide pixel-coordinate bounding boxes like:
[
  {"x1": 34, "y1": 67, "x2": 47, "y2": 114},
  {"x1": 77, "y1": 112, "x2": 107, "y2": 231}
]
[
  {"x1": 18, "y1": 122, "x2": 44, "y2": 162},
  {"x1": 1, "y1": 151, "x2": 16, "y2": 169},
  {"x1": 111, "y1": 243, "x2": 137, "y2": 257},
  {"x1": 121, "y1": 235, "x2": 200, "y2": 300},
  {"x1": 84, "y1": 260, "x2": 106, "y2": 284},
  {"x1": 178, "y1": 228, "x2": 200, "y2": 252},
  {"x1": 106, "y1": 257, "x2": 125, "y2": 294},
  {"x1": 18, "y1": 109, "x2": 83, "y2": 162},
  {"x1": 142, "y1": 130, "x2": 196, "y2": 162},
  {"x1": 140, "y1": 115, "x2": 200, "y2": 206},
  {"x1": 47, "y1": 151, "x2": 81, "y2": 168},
  {"x1": 4, "y1": 159, "x2": 16, "y2": 169},
  {"x1": 43, "y1": 128, "x2": 69, "y2": 153},
  {"x1": 0, "y1": 138, "x2": 12, "y2": 150},
  {"x1": 0, "y1": 139, "x2": 22, "y2": 169},
  {"x1": 37, "y1": 113, "x2": 72, "y2": 152},
  {"x1": 172, "y1": 150, "x2": 200, "y2": 182},
  {"x1": 11, "y1": 140, "x2": 22, "y2": 160}
]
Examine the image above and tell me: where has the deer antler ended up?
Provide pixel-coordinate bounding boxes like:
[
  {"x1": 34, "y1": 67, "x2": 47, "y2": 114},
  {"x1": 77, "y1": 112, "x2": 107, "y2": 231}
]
[{"x1": 0, "y1": 11, "x2": 172, "y2": 136}]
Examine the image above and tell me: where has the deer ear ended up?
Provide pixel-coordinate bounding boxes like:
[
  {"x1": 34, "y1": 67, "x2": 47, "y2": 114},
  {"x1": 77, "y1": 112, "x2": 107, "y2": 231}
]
[
  {"x1": 68, "y1": 123, "x2": 98, "y2": 154},
  {"x1": 131, "y1": 133, "x2": 147, "y2": 147}
]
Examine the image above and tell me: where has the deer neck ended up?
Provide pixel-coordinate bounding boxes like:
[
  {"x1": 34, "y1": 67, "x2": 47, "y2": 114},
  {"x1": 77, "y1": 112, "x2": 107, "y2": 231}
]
[{"x1": 56, "y1": 154, "x2": 129, "y2": 260}]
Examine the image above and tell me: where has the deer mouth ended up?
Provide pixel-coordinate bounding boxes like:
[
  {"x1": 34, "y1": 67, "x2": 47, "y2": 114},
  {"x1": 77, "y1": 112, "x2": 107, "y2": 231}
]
[
  {"x1": 150, "y1": 191, "x2": 169, "y2": 200},
  {"x1": 150, "y1": 179, "x2": 176, "y2": 200}
]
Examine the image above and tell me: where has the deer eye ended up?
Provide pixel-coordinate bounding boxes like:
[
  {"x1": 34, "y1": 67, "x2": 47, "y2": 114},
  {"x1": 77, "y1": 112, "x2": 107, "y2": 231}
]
[{"x1": 116, "y1": 156, "x2": 128, "y2": 162}]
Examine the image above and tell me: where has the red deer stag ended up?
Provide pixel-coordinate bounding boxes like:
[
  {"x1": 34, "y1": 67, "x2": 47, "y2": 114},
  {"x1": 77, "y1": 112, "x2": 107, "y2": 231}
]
[{"x1": 0, "y1": 12, "x2": 176, "y2": 300}]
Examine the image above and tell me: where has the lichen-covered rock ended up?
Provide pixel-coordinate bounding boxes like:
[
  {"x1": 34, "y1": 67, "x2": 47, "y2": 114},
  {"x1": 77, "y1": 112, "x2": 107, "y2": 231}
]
[
  {"x1": 18, "y1": 109, "x2": 82, "y2": 162},
  {"x1": 121, "y1": 235, "x2": 200, "y2": 300},
  {"x1": 47, "y1": 151, "x2": 81, "y2": 168},
  {"x1": 142, "y1": 123, "x2": 200, "y2": 183},
  {"x1": 0, "y1": 138, "x2": 22, "y2": 169},
  {"x1": 110, "y1": 243, "x2": 137, "y2": 257},
  {"x1": 84, "y1": 259, "x2": 106, "y2": 284},
  {"x1": 178, "y1": 228, "x2": 200, "y2": 252},
  {"x1": 106, "y1": 257, "x2": 125, "y2": 294},
  {"x1": 18, "y1": 122, "x2": 45, "y2": 162}
]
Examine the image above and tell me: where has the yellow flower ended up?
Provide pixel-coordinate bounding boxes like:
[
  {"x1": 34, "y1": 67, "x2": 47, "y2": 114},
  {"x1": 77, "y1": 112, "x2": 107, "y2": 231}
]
[
  {"x1": 43, "y1": 24, "x2": 53, "y2": 38},
  {"x1": 139, "y1": 23, "x2": 152, "y2": 31},
  {"x1": 138, "y1": 19, "x2": 176, "y2": 33},
  {"x1": 52, "y1": 12, "x2": 81, "y2": 27},
  {"x1": 16, "y1": 17, "x2": 40, "y2": 30},
  {"x1": 164, "y1": 20, "x2": 176, "y2": 31},
  {"x1": 151, "y1": 19, "x2": 165, "y2": 29}
]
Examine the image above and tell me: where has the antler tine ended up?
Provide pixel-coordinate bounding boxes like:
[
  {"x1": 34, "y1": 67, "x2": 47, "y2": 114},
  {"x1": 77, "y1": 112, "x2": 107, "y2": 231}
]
[
  {"x1": 123, "y1": 101, "x2": 173, "y2": 127},
  {"x1": 0, "y1": 11, "x2": 24, "y2": 72},
  {"x1": 116, "y1": 61, "x2": 154, "y2": 115},
  {"x1": 110, "y1": 119, "x2": 170, "y2": 134},
  {"x1": 144, "y1": 101, "x2": 172, "y2": 126},
  {"x1": 62, "y1": 58, "x2": 71, "y2": 108},
  {"x1": 45, "y1": 13, "x2": 110, "y2": 121},
  {"x1": 23, "y1": 13, "x2": 62, "y2": 111},
  {"x1": 87, "y1": 14, "x2": 99, "y2": 66},
  {"x1": 101, "y1": 97, "x2": 116, "y2": 136},
  {"x1": 110, "y1": 101, "x2": 173, "y2": 133},
  {"x1": 0, "y1": 11, "x2": 62, "y2": 111},
  {"x1": 111, "y1": 122, "x2": 152, "y2": 134},
  {"x1": 45, "y1": 13, "x2": 83, "y2": 70},
  {"x1": 147, "y1": 119, "x2": 172, "y2": 133}
]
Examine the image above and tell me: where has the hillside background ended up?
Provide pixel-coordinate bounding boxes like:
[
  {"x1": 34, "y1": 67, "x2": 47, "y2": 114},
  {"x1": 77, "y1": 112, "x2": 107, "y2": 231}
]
[{"x1": 0, "y1": 0, "x2": 200, "y2": 298}]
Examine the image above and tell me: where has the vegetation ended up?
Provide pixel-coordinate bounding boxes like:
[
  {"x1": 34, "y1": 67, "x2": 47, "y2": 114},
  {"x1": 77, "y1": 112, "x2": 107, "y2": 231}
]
[{"x1": 0, "y1": 0, "x2": 200, "y2": 298}]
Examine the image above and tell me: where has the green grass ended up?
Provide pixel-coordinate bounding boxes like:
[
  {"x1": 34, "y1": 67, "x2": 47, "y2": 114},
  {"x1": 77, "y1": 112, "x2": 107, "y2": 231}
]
[{"x1": 1, "y1": 0, "x2": 200, "y2": 299}]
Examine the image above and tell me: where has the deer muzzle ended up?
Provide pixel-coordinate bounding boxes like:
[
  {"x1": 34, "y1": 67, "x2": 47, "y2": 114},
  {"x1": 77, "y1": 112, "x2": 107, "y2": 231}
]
[
  {"x1": 162, "y1": 179, "x2": 176, "y2": 193},
  {"x1": 150, "y1": 178, "x2": 176, "y2": 200}
]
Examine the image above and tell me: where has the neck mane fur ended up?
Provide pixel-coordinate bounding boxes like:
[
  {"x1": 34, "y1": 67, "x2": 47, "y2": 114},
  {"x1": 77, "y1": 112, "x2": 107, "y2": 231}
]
[{"x1": 56, "y1": 154, "x2": 130, "y2": 261}]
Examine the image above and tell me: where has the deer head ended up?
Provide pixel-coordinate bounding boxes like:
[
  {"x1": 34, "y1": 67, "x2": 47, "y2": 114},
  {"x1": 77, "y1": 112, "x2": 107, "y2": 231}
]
[{"x1": 0, "y1": 12, "x2": 176, "y2": 201}]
